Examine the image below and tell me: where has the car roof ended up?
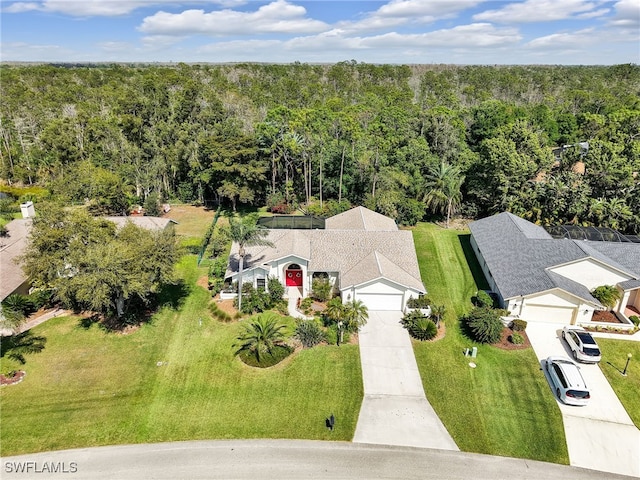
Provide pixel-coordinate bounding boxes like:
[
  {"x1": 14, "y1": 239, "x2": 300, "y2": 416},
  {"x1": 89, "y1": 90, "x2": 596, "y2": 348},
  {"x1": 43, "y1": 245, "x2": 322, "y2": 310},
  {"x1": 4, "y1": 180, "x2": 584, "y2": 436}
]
[
  {"x1": 549, "y1": 357, "x2": 588, "y2": 389},
  {"x1": 574, "y1": 331, "x2": 598, "y2": 345}
]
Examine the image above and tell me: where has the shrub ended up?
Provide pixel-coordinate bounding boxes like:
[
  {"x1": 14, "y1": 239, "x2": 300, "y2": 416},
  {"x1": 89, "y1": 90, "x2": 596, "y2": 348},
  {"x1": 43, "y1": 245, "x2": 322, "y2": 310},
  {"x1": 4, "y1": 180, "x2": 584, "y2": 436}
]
[
  {"x1": 510, "y1": 333, "x2": 524, "y2": 344},
  {"x1": 2, "y1": 294, "x2": 36, "y2": 317},
  {"x1": 590, "y1": 285, "x2": 621, "y2": 309},
  {"x1": 294, "y1": 320, "x2": 326, "y2": 348},
  {"x1": 401, "y1": 310, "x2": 438, "y2": 341},
  {"x1": 267, "y1": 276, "x2": 285, "y2": 305},
  {"x1": 406, "y1": 295, "x2": 431, "y2": 309},
  {"x1": 238, "y1": 284, "x2": 270, "y2": 314},
  {"x1": 408, "y1": 317, "x2": 438, "y2": 341},
  {"x1": 474, "y1": 290, "x2": 494, "y2": 308},
  {"x1": 208, "y1": 302, "x2": 232, "y2": 322},
  {"x1": 511, "y1": 319, "x2": 528, "y2": 331},
  {"x1": 629, "y1": 315, "x2": 640, "y2": 327},
  {"x1": 300, "y1": 297, "x2": 313, "y2": 315},
  {"x1": 463, "y1": 306, "x2": 503, "y2": 344},
  {"x1": 144, "y1": 192, "x2": 161, "y2": 217},
  {"x1": 311, "y1": 278, "x2": 333, "y2": 302}
]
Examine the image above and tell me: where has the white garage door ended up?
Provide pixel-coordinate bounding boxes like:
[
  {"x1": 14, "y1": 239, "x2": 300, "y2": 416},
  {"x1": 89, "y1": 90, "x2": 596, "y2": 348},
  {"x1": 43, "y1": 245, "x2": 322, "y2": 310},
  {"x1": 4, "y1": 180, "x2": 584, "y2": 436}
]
[
  {"x1": 355, "y1": 293, "x2": 404, "y2": 311},
  {"x1": 521, "y1": 304, "x2": 577, "y2": 324}
]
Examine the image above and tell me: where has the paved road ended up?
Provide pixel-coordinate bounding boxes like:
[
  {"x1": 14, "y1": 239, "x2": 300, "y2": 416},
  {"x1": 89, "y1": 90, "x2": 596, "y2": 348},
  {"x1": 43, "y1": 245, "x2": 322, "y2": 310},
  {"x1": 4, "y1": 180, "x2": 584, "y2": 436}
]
[
  {"x1": 526, "y1": 322, "x2": 640, "y2": 478},
  {"x1": 353, "y1": 311, "x2": 458, "y2": 450},
  {"x1": 2, "y1": 440, "x2": 634, "y2": 480}
]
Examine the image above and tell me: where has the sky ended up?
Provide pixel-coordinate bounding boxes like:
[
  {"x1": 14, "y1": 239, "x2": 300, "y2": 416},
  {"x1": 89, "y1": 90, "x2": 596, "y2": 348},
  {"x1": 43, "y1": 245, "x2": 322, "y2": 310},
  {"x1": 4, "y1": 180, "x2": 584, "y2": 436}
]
[{"x1": 1, "y1": 0, "x2": 639, "y2": 64}]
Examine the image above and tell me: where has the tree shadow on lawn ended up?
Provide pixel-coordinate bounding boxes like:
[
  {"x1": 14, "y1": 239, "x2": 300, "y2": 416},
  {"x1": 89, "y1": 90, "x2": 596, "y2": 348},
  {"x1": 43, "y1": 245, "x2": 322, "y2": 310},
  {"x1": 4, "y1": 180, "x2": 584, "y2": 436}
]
[
  {"x1": 157, "y1": 280, "x2": 191, "y2": 311},
  {"x1": 0, "y1": 330, "x2": 47, "y2": 364},
  {"x1": 75, "y1": 281, "x2": 191, "y2": 333},
  {"x1": 458, "y1": 234, "x2": 491, "y2": 292}
]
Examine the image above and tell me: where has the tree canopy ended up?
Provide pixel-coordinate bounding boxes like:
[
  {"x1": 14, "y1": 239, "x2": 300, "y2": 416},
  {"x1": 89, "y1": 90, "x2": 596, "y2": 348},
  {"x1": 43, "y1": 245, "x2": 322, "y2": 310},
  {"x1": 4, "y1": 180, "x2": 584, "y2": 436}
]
[
  {"x1": 22, "y1": 205, "x2": 178, "y2": 320},
  {"x1": 1, "y1": 63, "x2": 638, "y2": 232}
]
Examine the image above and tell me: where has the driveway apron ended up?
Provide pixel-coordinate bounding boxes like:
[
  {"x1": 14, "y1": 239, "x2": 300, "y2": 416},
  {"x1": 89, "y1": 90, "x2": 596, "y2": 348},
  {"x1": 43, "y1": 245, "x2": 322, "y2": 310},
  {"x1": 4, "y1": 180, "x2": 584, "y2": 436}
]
[
  {"x1": 353, "y1": 311, "x2": 458, "y2": 450},
  {"x1": 526, "y1": 322, "x2": 640, "y2": 478}
]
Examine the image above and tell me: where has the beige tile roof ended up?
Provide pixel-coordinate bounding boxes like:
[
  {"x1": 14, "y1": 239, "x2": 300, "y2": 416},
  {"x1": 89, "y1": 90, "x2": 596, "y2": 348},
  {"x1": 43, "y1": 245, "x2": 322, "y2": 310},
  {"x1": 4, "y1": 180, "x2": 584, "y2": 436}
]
[
  {"x1": 325, "y1": 206, "x2": 398, "y2": 231},
  {"x1": 341, "y1": 251, "x2": 425, "y2": 291},
  {"x1": 229, "y1": 224, "x2": 425, "y2": 293},
  {"x1": 309, "y1": 230, "x2": 424, "y2": 291},
  {"x1": 0, "y1": 219, "x2": 31, "y2": 302}
]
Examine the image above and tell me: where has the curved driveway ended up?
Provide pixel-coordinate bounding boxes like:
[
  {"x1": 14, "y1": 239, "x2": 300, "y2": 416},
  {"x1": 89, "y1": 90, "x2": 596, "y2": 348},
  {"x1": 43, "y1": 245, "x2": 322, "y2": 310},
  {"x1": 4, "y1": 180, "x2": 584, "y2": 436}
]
[{"x1": 1, "y1": 440, "x2": 631, "y2": 480}]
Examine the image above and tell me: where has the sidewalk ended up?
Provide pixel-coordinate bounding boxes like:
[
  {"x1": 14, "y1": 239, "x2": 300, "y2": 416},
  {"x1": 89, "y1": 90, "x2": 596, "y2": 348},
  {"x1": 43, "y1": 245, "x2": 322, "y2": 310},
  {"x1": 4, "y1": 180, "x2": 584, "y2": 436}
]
[{"x1": 353, "y1": 311, "x2": 458, "y2": 450}]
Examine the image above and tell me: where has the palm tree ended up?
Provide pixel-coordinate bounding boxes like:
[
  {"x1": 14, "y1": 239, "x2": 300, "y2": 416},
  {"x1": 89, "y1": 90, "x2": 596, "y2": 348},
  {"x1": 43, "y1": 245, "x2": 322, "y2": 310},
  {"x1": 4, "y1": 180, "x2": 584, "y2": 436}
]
[
  {"x1": 324, "y1": 298, "x2": 368, "y2": 345},
  {"x1": 229, "y1": 214, "x2": 274, "y2": 311},
  {"x1": 233, "y1": 313, "x2": 287, "y2": 363},
  {"x1": 423, "y1": 162, "x2": 464, "y2": 228}
]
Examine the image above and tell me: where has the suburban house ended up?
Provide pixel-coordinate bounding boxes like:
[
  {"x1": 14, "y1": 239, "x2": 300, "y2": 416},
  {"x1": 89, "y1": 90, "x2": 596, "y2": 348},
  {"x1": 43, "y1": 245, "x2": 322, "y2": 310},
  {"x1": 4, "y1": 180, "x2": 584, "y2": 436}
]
[
  {"x1": 225, "y1": 207, "x2": 426, "y2": 311},
  {"x1": 0, "y1": 215, "x2": 176, "y2": 319},
  {"x1": 469, "y1": 212, "x2": 640, "y2": 326}
]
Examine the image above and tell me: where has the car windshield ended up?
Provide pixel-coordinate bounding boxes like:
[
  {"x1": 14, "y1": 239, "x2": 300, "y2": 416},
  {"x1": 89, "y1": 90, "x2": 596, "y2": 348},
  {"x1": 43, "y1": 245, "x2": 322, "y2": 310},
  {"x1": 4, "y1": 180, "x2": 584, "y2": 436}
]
[
  {"x1": 576, "y1": 332, "x2": 597, "y2": 345},
  {"x1": 567, "y1": 389, "x2": 590, "y2": 399}
]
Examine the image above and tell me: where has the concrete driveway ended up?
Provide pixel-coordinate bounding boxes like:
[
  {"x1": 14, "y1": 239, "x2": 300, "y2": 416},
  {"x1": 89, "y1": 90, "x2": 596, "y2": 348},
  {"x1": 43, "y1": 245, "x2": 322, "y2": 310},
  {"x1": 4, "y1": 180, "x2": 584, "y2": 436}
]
[
  {"x1": 526, "y1": 322, "x2": 640, "y2": 478},
  {"x1": 352, "y1": 311, "x2": 458, "y2": 450}
]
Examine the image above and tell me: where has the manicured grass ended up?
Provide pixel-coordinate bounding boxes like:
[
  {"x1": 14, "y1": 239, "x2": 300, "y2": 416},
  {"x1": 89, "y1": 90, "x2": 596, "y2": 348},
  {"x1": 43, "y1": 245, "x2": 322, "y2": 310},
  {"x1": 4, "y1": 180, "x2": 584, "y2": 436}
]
[
  {"x1": 596, "y1": 338, "x2": 640, "y2": 428},
  {"x1": 411, "y1": 223, "x2": 568, "y2": 464},
  {"x1": 0, "y1": 256, "x2": 362, "y2": 456}
]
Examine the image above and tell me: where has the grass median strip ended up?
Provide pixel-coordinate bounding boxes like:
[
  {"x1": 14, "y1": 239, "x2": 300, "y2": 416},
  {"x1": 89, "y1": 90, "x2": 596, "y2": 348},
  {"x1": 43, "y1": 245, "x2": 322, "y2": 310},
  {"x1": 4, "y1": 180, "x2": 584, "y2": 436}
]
[{"x1": 411, "y1": 223, "x2": 568, "y2": 464}]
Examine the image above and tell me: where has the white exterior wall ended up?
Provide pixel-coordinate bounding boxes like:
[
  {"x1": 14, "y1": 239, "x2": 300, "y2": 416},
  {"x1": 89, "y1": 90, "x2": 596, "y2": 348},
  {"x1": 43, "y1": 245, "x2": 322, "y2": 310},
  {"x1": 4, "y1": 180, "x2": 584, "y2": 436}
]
[
  {"x1": 513, "y1": 289, "x2": 595, "y2": 325},
  {"x1": 238, "y1": 267, "x2": 269, "y2": 289},
  {"x1": 267, "y1": 255, "x2": 309, "y2": 297},
  {"x1": 470, "y1": 235, "x2": 503, "y2": 305},
  {"x1": 550, "y1": 259, "x2": 631, "y2": 290},
  {"x1": 341, "y1": 278, "x2": 420, "y2": 311}
]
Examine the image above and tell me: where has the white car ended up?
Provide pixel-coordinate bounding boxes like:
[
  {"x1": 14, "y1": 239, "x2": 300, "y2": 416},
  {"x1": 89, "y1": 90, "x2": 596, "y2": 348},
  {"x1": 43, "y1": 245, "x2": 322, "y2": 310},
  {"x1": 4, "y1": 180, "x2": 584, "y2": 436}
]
[
  {"x1": 562, "y1": 326, "x2": 601, "y2": 363},
  {"x1": 545, "y1": 356, "x2": 590, "y2": 406}
]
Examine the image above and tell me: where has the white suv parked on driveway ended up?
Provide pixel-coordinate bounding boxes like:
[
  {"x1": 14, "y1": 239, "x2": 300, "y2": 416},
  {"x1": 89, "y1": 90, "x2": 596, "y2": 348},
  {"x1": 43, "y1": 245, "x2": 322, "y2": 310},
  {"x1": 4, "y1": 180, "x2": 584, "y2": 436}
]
[
  {"x1": 562, "y1": 326, "x2": 601, "y2": 363},
  {"x1": 545, "y1": 356, "x2": 590, "y2": 406}
]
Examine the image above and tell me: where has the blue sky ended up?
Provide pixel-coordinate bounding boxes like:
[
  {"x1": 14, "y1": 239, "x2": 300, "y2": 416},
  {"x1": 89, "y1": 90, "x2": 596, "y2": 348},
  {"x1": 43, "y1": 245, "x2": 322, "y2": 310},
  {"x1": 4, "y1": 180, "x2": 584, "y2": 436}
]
[{"x1": 1, "y1": 0, "x2": 639, "y2": 64}]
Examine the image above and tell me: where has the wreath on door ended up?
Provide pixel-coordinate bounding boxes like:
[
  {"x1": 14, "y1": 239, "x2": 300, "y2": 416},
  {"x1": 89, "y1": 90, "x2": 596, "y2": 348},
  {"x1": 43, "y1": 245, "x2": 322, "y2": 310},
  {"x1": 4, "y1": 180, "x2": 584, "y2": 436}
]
[
  {"x1": 296, "y1": 272, "x2": 301, "y2": 278},
  {"x1": 287, "y1": 272, "x2": 293, "y2": 278}
]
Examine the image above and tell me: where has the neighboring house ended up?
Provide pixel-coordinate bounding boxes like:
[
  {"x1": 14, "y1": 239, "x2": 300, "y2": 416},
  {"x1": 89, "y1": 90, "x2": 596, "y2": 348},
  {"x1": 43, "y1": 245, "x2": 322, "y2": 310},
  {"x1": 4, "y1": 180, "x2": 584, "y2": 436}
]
[
  {"x1": 0, "y1": 219, "x2": 33, "y2": 305},
  {"x1": 225, "y1": 207, "x2": 426, "y2": 311},
  {"x1": 0, "y1": 216, "x2": 176, "y2": 308},
  {"x1": 469, "y1": 212, "x2": 640, "y2": 325}
]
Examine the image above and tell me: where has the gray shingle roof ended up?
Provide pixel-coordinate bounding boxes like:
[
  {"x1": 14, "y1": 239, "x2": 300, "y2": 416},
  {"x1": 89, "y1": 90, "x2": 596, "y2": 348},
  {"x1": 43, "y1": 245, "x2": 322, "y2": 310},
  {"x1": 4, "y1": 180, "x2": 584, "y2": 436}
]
[{"x1": 469, "y1": 212, "x2": 640, "y2": 303}]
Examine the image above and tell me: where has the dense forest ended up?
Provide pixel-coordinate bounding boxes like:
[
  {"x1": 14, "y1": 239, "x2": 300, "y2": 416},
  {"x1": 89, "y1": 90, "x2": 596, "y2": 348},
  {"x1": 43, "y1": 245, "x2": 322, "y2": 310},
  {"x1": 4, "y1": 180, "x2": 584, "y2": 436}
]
[{"x1": 1, "y1": 62, "x2": 638, "y2": 233}]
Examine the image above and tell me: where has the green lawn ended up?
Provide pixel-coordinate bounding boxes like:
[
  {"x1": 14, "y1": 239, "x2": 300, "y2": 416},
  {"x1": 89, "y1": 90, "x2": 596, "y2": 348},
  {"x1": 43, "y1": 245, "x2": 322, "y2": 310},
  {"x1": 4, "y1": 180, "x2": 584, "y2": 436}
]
[
  {"x1": 0, "y1": 256, "x2": 362, "y2": 456},
  {"x1": 596, "y1": 338, "x2": 640, "y2": 428},
  {"x1": 411, "y1": 223, "x2": 569, "y2": 464}
]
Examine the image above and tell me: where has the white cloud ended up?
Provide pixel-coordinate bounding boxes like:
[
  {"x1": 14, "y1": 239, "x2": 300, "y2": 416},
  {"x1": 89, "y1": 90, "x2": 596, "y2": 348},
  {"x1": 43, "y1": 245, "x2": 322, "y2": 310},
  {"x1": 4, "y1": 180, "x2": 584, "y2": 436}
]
[
  {"x1": 3, "y1": 2, "x2": 40, "y2": 13},
  {"x1": 474, "y1": 0, "x2": 606, "y2": 23},
  {"x1": 284, "y1": 23, "x2": 521, "y2": 53},
  {"x1": 334, "y1": 0, "x2": 484, "y2": 35},
  {"x1": 139, "y1": 1, "x2": 328, "y2": 36},
  {"x1": 3, "y1": 0, "x2": 244, "y2": 17},
  {"x1": 526, "y1": 28, "x2": 598, "y2": 49},
  {"x1": 607, "y1": 0, "x2": 640, "y2": 27}
]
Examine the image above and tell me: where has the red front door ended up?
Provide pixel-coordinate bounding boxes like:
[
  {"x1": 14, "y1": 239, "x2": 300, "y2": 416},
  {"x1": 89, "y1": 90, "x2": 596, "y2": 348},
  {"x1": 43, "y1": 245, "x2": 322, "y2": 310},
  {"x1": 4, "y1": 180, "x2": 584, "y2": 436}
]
[{"x1": 286, "y1": 269, "x2": 303, "y2": 287}]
